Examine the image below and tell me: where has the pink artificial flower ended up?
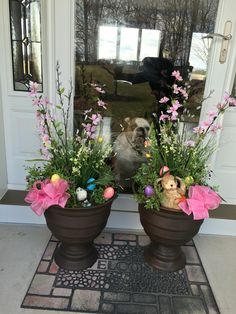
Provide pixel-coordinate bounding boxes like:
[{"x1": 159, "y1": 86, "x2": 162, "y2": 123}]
[
  {"x1": 82, "y1": 123, "x2": 97, "y2": 139},
  {"x1": 29, "y1": 81, "x2": 39, "y2": 96},
  {"x1": 40, "y1": 97, "x2": 51, "y2": 106},
  {"x1": 210, "y1": 124, "x2": 222, "y2": 134},
  {"x1": 97, "y1": 99, "x2": 107, "y2": 109},
  {"x1": 46, "y1": 112, "x2": 55, "y2": 123},
  {"x1": 90, "y1": 113, "x2": 102, "y2": 125},
  {"x1": 178, "y1": 185, "x2": 221, "y2": 220},
  {"x1": 185, "y1": 140, "x2": 195, "y2": 147},
  {"x1": 32, "y1": 98, "x2": 40, "y2": 106},
  {"x1": 24, "y1": 179, "x2": 70, "y2": 216},
  {"x1": 159, "y1": 97, "x2": 169, "y2": 104},
  {"x1": 172, "y1": 70, "x2": 183, "y2": 81},
  {"x1": 171, "y1": 111, "x2": 179, "y2": 121},
  {"x1": 193, "y1": 126, "x2": 204, "y2": 134},
  {"x1": 200, "y1": 120, "x2": 212, "y2": 131},
  {"x1": 223, "y1": 92, "x2": 230, "y2": 101},
  {"x1": 95, "y1": 87, "x2": 105, "y2": 94},
  {"x1": 42, "y1": 134, "x2": 50, "y2": 143},
  {"x1": 167, "y1": 108, "x2": 178, "y2": 120},
  {"x1": 167, "y1": 100, "x2": 182, "y2": 121},
  {"x1": 159, "y1": 112, "x2": 170, "y2": 122},
  {"x1": 84, "y1": 108, "x2": 92, "y2": 115},
  {"x1": 36, "y1": 111, "x2": 42, "y2": 120},
  {"x1": 173, "y1": 84, "x2": 180, "y2": 94},
  {"x1": 41, "y1": 147, "x2": 51, "y2": 160},
  {"x1": 38, "y1": 126, "x2": 46, "y2": 133},
  {"x1": 179, "y1": 87, "x2": 188, "y2": 99},
  {"x1": 172, "y1": 100, "x2": 182, "y2": 110},
  {"x1": 216, "y1": 102, "x2": 226, "y2": 111},
  {"x1": 207, "y1": 110, "x2": 218, "y2": 119}
]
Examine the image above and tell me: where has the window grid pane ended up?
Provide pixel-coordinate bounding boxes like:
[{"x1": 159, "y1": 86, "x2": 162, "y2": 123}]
[{"x1": 9, "y1": 0, "x2": 43, "y2": 92}]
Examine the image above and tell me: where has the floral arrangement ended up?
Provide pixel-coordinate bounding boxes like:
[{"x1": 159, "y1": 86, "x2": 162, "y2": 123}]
[
  {"x1": 134, "y1": 70, "x2": 236, "y2": 220},
  {"x1": 25, "y1": 63, "x2": 116, "y2": 216}
]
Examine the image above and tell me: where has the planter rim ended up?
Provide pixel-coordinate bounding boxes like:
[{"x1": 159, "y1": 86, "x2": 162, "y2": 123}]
[{"x1": 139, "y1": 203, "x2": 204, "y2": 221}]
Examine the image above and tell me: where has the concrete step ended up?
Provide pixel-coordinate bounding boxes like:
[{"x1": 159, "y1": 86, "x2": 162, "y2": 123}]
[{"x1": 1, "y1": 190, "x2": 236, "y2": 236}]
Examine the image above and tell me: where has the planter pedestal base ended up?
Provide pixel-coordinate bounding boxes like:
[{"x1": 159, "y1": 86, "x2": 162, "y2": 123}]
[
  {"x1": 138, "y1": 204, "x2": 204, "y2": 272},
  {"x1": 44, "y1": 198, "x2": 114, "y2": 271},
  {"x1": 55, "y1": 243, "x2": 98, "y2": 270},
  {"x1": 144, "y1": 243, "x2": 186, "y2": 272}
]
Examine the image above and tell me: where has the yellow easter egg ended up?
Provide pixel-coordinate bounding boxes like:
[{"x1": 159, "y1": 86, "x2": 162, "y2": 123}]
[
  {"x1": 51, "y1": 174, "x2": 60, "y2": 183},
  {"x1": 146, "y1": 153, "x2": 151, "y2": 158},
  {"x1": 184, "y1": 176, "x2": 194, "y2": 185},
  {"x1": 98, "y1": 137, "x2": 103, "y2": 143}
]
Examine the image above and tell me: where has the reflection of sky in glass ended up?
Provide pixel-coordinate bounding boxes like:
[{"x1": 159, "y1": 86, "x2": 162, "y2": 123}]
[
  {"x1": 140, "y1": 29, "x2": 161, "y2": 60},
  {"x1": 98, "y1": 26, "x2": 117, "y2": 59},
  {"x1": 119, "y1": 28, "x2": 139, "y2": 61},
  {"x1": 189, "y1": 32, "x2": 209, "y2": 70},
  {"x1": 98, "y1": 26, "x2": 161, "y2": 61}
]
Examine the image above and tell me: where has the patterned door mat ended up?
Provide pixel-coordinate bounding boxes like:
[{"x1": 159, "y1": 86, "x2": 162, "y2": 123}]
[{"x1": 21, "y1": 232, "x2": 219, "y2": 313}]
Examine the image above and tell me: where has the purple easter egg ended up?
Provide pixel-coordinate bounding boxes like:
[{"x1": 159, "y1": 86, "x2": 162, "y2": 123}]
[{"x1": 144, "y1": 185, "x2": 155, "y2": 197}]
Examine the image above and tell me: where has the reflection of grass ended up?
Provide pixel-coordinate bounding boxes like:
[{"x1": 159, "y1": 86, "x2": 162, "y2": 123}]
[
  {"x1": 75, "y1": 64, "x2": 205, "y2": 131},
  {"x1": 75, "y1": 65, "x2": 155, "y2": 132}
]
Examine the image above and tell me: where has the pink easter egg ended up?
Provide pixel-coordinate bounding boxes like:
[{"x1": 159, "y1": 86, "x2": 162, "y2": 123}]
[
  {"x1": 159, "y1": 166, "x2": 170, "y2": 176},
  {"x1": 103, "y1": 187, "x2": 115, "y2": 199}
]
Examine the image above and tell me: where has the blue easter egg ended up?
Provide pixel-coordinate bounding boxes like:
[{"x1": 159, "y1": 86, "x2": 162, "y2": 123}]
[
  {"x1": 87, "y1": 183, "x2": 96, "y2": 191},
  {"x1": 87, "y1": 178, "x2": 95, "y2": 184}
]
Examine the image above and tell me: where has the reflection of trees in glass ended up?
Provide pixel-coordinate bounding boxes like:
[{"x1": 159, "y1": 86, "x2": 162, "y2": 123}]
[{"x1": 75, "y1": 0, "x2": 218, "y2": 69}]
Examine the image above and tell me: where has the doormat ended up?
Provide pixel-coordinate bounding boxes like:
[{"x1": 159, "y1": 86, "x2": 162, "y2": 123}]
[{"x1": 21, "y1": 232, "x2": 219, "y2": 313}]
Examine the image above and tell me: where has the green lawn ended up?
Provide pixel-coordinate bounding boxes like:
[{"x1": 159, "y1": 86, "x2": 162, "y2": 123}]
[
  {"x1": 75, "y1": 65, "x2": 156, "y2": 133},
  {"x1": 74, "y1": 64, "x2": 204, "y2": 133}
]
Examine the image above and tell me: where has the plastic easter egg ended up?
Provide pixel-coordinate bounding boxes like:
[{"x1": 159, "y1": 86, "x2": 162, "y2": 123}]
[
  {"x1": 76, "y1": 187, "x2": 87, "y2": 201},
  {"x1": 159, "y1": 166, "x2": 170, "y2": 176},
  {"x1": 184, "y1": 176, "x2": 194, "y2": 185},
  {"x1": 103, "y1": 187, "x2": 115, "y2": 199},
  {"x1": 146, "y1": 153, "x2": 151, "y2": 158},
  {"x1": 144, "y1": 185, "x2": 155, "y2": 197},
  {"x1": 87, "y1": 184, "x2": 96, "y2": 191},
  {"x1": 51, "y1": 174, "x2": 60, "y2": 183},
  {"x1": 98, "y1": 137, "x2": 103, "y2": 143},
  {"x1": 87, "y1": 178, "x2": 95, "y2": 184}
]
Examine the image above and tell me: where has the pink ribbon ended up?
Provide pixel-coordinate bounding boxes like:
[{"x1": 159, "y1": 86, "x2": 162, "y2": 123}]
[
  {"x1": 178, "y1": 185, "x2": 221, "y2": 220},
  {"x1": 25, "y1": 179, "x2": 70, "y2": 216}
]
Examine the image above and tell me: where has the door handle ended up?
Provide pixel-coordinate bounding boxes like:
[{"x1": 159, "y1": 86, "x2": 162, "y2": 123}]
[{"x1": 202, "y1": 20, "x2": 232, "y2": 64}]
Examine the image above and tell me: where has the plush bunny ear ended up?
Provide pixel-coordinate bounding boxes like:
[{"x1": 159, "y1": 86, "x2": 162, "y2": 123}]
[
  {"x1": 156, "y1": 178, "x2": 163, "y2": 187},
  {"x1": 175, "y1": 176, "x2": 186, "y2": 193}
]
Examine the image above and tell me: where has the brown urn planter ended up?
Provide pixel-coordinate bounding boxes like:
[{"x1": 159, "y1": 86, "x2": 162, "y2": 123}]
[
  {"x1": 138, "y1": 203, "x2": 204, "y2": 271},
  {"x1": 44, "y1": 198, "x2": 114, "y2": 270}
]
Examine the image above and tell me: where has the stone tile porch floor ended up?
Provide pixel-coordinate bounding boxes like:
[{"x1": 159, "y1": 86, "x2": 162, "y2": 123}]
[{"x1": 0, "y1": 224, "x2": 235, "y2": 314}]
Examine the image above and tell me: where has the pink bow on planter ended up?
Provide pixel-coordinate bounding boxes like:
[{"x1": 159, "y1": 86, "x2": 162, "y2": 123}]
[
  {"x1": 178, "y1": 185, "x2": 221, "y2": 220},
  {"x1": 25, "y1": 179, "x2": 70, "y2": 216}
]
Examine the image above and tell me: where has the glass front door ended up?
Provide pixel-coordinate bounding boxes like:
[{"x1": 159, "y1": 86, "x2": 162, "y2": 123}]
[{"x1": 73, "y1": 0, "x2": 219, "y2": 192}]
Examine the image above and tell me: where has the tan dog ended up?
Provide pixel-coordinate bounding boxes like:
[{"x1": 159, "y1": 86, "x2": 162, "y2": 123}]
[
  {"x1": 156, "y1": 174, "x2": 186, "y2": 210},
  {"x1": 113, "y1": 117, "x2": 150, "y2": 188}
]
